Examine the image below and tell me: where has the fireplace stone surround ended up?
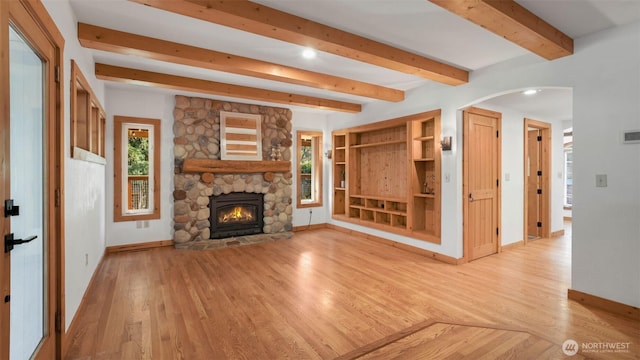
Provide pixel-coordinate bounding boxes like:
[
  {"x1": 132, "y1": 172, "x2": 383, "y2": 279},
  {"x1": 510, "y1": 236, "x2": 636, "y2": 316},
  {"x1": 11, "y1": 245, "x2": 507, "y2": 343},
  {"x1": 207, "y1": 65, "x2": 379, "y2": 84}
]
[{"x1": 172, "y1": 96, "x2": 293, "y2": 247}]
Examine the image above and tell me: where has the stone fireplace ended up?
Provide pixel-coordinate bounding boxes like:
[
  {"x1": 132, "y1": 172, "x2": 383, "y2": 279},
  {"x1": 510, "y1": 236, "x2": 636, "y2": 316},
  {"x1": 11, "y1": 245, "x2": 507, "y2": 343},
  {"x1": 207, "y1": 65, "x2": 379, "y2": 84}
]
[{"x1": 172, "y1": 96, "x2": 293, "y2": 249}]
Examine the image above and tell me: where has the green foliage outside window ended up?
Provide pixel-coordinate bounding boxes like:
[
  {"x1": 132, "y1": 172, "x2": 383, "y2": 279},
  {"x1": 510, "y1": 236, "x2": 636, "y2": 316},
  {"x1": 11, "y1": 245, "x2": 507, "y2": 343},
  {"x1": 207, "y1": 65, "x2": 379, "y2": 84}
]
[
  {"x1": 300, "y1": 160, "x2": 312, "y2": 174},
  {"x1": 128, "y1": 136, "x2": 149, "y2": 176},
  {"x1": 300, "y1": 145, "x2": 312, "y2": 174}
]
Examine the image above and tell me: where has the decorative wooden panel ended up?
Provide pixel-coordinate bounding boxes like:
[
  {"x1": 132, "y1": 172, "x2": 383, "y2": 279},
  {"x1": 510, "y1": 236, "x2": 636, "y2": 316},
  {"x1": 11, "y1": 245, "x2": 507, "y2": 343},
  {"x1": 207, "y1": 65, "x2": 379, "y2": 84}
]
[{"x1": 220, "y1": 111, "x2": 262, "y2": 160}]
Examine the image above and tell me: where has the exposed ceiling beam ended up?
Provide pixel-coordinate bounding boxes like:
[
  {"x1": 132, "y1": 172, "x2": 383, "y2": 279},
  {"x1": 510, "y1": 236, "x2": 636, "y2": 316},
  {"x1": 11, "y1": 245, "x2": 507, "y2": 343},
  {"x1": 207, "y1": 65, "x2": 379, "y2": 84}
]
[
  {"x1": 429, "y1": 0, "x2": 573, "y2": 60},
  {"x1": 128, "y1": 0, "x2": 469, "y2": 86},
  {"x1": 78, "y1": 23, "x2": 403, "y2": 102},
  {"x1": 95, "y1": 64, "x2": 362, "y2": 113}
]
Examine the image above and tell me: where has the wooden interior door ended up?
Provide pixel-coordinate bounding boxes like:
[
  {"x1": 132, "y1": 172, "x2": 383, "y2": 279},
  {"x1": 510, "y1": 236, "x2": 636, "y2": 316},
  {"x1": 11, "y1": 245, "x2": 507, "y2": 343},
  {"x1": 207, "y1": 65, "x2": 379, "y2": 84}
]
[
  {"x1": 523, "y1": 119, "x2": 551, "y2": 242},
  {"x1": 527, "y1": 129, "x2": 542, "y2": 238},
  {"x1": 463, "y1": 107, "x2": 501, "y2": 261},
  {"x1": 1, "y1": 1, "x2": 62, "y2": 359}
]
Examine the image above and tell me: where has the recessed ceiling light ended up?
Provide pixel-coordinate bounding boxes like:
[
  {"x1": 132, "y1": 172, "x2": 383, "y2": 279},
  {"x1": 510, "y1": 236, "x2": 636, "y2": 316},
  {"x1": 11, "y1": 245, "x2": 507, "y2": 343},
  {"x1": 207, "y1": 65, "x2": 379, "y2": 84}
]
[
  {"x1": 302, "y1": 47, "x2": 317, "y2": 59},
  {"x1": 523, "y1": 89, "x2": 539, "y2": 95}
]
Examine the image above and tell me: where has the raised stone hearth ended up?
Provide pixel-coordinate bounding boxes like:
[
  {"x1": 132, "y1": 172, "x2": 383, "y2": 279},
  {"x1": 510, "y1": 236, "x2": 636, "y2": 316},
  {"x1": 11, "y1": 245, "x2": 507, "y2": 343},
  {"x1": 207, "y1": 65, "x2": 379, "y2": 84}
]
[
  {"x1": 175, "y1": 232, "x2": 293, "y2": 250},
  {"x1": 173, "y1": 96, "x2": 293, "y2": 246}
]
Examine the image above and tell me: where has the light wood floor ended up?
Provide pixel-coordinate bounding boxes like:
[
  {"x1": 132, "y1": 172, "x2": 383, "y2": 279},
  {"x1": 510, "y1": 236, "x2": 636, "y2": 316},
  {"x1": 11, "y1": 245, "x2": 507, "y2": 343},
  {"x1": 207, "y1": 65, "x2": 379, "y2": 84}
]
[{"x1": 65, "y1": 223, "x2": 639, "y2": 359}]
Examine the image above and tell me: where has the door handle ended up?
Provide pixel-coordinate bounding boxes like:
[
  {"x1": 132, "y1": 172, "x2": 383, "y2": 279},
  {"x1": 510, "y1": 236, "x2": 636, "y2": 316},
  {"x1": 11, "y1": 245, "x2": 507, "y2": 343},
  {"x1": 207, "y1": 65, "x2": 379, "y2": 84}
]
[
  {"x1": 4, "y1": 233, "x2": 37, "y2": 253},
  {"x1": 469, "y1": 193, "x2": 474, "y2": 202}
]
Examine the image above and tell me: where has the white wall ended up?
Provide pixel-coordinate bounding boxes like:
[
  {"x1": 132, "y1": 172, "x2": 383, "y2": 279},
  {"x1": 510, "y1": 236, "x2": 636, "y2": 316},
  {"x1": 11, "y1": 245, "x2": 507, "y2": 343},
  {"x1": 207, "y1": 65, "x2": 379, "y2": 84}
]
[
  {"x1": 42, "y1": 0, "x2": 107, "y2": 329},
  {"x1": 570, "y1": 24, "x2": 640, "y2": 308},
  {"x1": 104, "y1": 89, "x2": 175, "y2": 246},
  {"x1": 327, "y1": 22, "x2": 640, "y2": 307}
]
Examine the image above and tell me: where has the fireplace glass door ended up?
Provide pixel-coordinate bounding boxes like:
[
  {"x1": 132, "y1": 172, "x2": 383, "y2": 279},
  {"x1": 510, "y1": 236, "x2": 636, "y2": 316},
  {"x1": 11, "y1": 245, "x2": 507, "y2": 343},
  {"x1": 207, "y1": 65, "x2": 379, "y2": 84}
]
[{"x1": 210, "y1": 193, "x2": 264, "y2": 238}]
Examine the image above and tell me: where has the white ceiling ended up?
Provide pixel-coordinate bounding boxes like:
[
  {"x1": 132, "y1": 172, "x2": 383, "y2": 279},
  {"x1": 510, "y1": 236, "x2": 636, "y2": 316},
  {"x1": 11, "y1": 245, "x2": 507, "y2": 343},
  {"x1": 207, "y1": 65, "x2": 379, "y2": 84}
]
[{"x1": 69, "y1": 0, "x2": 640, "y2": 118}]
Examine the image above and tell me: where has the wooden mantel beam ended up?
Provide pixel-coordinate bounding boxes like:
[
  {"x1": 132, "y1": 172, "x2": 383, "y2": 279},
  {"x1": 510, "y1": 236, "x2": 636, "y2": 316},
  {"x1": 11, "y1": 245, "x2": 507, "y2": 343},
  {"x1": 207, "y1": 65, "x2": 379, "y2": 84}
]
[
  {"x1": 429, "y1": 0, "x2": 573, "y2": 60},
  {"x1": 94, "y1": 64, "x2": 362, "y2": 113},
  {"x1": 78, "y1": 23, "x2": 404, "y2": 102},
  {"x1": 128, "y1": 0, "x2": 469, "y2": 86},
  {"x1": 183, "y1": 159, "x2": 291, "y2": 174}
]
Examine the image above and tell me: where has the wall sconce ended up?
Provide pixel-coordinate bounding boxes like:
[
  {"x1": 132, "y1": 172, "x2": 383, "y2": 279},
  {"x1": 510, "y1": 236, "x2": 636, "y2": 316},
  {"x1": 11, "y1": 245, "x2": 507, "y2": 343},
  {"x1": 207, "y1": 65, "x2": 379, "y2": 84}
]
[
  {"x1": 441, "y1": 136, "x2": 452, "y2": 151},
  {"x1": 325, "y1": 149, "x2": 332, "y2": 159}
]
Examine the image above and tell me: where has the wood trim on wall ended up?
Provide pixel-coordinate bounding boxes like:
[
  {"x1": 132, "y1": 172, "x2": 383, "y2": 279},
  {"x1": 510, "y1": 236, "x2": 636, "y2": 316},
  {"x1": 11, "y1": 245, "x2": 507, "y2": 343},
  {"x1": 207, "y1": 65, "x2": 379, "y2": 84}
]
[
  {"x1": 326, "y1": 223, "x2": 461, "y2": 265},
  {"x1": 292, "y1": 223, "x2": 328, "y2": 232},
  {"x1": 105, "y1": 240, "x2": 174, "y2": 254},
  {"x1": 501, "y1": 240, "x2": 525, "y2": 252},
  {"x1": 568, "y1": 289, "x2": 639, "y2": 321}
]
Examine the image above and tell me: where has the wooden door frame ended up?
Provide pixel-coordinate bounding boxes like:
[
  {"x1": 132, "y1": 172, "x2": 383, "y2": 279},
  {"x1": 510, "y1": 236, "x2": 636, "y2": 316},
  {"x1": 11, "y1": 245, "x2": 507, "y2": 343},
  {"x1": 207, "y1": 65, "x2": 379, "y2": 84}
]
[
  {"x1": 0, "y1": 0, "x2": 65, "y2": 358},
  {"x1": 523, "y1": 118, "x2": 551, "y2": 243},
  {"x1": 462, "y1": 107, "x2": 502, "y2": 262}
]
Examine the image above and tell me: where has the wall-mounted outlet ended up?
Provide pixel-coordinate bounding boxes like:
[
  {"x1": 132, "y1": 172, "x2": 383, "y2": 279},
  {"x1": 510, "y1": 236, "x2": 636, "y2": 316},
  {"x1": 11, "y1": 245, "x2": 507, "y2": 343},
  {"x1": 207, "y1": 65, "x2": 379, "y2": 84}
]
[
  {"x1": 309, "y1": 209, "x2": 313, "y2": 214},
  {"x1": 136, "y1": 220, "x2": 150, "y2": 229},
  {"x1": 445, "y1": 173, "x2": 451, "y2": 183}
]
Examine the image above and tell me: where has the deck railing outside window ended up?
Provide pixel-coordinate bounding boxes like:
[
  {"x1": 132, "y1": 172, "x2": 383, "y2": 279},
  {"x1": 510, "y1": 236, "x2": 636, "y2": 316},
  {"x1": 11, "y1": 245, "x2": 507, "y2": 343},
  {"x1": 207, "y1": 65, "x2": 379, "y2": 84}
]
[{"x1": 128, "y1": 175, "x2": 149, "y2": 210}]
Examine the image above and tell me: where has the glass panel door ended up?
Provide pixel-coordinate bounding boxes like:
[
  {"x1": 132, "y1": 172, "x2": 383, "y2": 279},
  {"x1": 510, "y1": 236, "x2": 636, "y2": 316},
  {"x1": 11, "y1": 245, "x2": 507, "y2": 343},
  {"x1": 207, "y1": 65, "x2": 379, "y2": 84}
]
[{"x1": 9, "y1": 25, "x2": 46, "y2": 360}]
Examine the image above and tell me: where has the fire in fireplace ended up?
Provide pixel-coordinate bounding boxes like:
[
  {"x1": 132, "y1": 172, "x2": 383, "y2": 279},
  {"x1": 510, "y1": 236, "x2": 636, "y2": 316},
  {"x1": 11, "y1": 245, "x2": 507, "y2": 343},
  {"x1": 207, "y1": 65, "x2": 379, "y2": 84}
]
[
  {"x1": 209, "y1": 192, "x2": 264, "y2": 239},
  {"x1": 219, "y1": 206, "x2": 254, "y2": 223}
]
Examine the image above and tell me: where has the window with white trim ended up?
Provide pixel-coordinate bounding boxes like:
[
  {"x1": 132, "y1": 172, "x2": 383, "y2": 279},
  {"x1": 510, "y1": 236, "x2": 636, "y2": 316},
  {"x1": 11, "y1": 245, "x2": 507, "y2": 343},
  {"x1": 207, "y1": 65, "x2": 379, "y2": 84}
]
[
  {"x1": 114, "y1": 116, "x2": 161, "y2": 221},
  {"x1": 296, "y1": 131, "x2": 323, "y2": 208}
]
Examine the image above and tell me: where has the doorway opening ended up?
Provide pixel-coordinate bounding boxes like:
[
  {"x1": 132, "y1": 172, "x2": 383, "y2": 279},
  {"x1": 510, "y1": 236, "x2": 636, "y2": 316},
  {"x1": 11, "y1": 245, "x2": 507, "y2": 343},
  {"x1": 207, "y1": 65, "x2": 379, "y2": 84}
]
[{"x1": 524, "y1": 119, "x2": 551, "y2": 242}]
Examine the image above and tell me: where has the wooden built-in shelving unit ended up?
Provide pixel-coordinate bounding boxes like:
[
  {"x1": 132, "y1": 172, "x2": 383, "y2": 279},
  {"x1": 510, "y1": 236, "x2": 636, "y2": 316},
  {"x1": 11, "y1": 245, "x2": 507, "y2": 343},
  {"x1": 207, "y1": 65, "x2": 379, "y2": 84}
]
[
  {"x1": 332, "y1": 110, "x2": 441, "y2": 243},
  {"x1": 332, "y1": 132, "x2": 347, "y2": 216}
]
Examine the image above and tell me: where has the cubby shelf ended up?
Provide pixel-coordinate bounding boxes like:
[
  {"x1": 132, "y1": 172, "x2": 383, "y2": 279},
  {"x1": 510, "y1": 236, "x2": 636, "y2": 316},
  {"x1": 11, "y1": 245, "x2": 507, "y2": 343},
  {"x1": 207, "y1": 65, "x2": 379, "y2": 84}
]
[
  {"x1": 413, "y1": 193, "x2": 436, "y2": 198},
  {"x1": 350, "y1": 140, "x2": 406, "y2": 149},
  {"x1": 332, "y1": 110, "x2": 441, "y2": 244}
]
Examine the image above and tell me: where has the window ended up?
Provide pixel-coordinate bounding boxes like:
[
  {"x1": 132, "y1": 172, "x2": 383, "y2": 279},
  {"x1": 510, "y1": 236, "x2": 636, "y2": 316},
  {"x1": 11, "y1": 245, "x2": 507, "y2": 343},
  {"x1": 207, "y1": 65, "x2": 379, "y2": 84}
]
[
  {"x1": 71, "y1": 60, "x2": 106, "y2": 163},
  {"x1": 296, "y1": 131, "x2": 323, "y2": 208},
  {"x1": 114, "y1": 116, "x2": 161, "y2": 221},
  {"x1": 564, "y1": 127, "x2": 573, "y2": 208},
  {"x1": 564, "y1": 144, "x2": 573, "y2": 207}
]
